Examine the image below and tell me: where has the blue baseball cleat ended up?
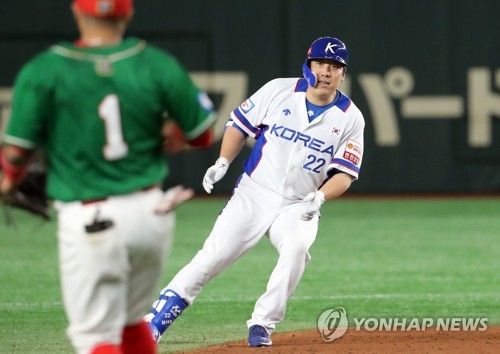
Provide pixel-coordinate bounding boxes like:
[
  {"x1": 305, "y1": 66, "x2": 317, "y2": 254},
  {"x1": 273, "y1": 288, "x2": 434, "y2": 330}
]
[
  {"x1": 248, "y1": 325, "x2": 272, "y2": 347},
  {"x1": 144, "y1": 289, "x2": 188, "y2": 343}
]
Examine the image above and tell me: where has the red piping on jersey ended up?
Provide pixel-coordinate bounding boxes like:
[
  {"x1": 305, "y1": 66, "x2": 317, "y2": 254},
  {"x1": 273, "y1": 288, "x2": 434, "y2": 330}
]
[{"x1": 343, "y1": 100, "x2": 352, "y2": 112}]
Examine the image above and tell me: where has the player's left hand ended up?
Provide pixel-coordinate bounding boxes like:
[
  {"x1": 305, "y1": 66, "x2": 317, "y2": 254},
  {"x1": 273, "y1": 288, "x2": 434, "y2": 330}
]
[
  {"x1": 154, "y1": 185, "x2": 194, "y2": 214},
  {"x1": 301, "y1": 191, "x2": 325, "y2": 221}
]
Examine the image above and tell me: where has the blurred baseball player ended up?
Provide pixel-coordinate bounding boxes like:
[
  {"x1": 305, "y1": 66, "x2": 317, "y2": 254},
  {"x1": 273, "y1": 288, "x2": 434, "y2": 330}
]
[
  {"x1": 144, "y1": 36, "x2": 365, "y2": 347},
  {"x1": 0, "y1": 1, "x2": 215, "y2": 353}
]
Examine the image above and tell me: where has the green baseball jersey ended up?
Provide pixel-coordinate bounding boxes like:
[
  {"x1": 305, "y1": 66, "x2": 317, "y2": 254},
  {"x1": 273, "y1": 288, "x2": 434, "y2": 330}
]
[{"x1": 5, "y1": 37, "x2": 215, "y2": 202}]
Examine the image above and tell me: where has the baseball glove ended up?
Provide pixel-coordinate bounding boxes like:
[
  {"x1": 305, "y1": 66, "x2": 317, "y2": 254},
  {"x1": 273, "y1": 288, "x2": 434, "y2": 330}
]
[{"x1": 0, "y1": 162, "x2": 51, "y2": 221}]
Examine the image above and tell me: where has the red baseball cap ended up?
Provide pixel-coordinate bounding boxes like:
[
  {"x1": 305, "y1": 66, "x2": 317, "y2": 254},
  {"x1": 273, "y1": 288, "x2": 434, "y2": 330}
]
[{"x1": 74, "y1": 0, "x2": 133, "y2": 18}]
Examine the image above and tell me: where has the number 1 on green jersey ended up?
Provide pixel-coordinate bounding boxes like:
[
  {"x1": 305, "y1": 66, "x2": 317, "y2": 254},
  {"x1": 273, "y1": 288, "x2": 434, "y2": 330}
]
[{"x1": 99, "y1": 94, "x2": 129, "y2": 161}]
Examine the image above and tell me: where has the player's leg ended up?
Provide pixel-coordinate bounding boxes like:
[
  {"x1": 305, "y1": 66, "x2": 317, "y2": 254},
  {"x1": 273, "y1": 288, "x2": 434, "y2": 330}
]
[
  {"x1": 117, "y1": 189, "x2": 174, "y2": 353},
  {"x1": 120, "y1": 322, "x2": 155, "y2": 354},
  {"x1": 165, "y1": 194, "x2": 273, "y2": 302},
  {"x1": 145, "y1": 175, "x2": 280, "y2": 340},
  {"x1": 247, "y1": 203, "x2": 318, "y2": 346},
  {"x1": 145, "y1": 196, "x2": 273, "y2": 340},
  {"x1": 56, "y1": 201, "x2": 128, "y2": 354}
]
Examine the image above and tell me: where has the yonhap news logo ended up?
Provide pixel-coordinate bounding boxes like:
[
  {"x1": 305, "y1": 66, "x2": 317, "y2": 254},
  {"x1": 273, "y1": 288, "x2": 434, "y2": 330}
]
[
  {"x1": 352, "y1": 317, "x2": 488, "y2": 332},
  {"x1": 317, "y1": 307, "x2": 488, "y2": 342},
  {"x1": 317, "y1": 307, "x2": 348, "y2": 342}
]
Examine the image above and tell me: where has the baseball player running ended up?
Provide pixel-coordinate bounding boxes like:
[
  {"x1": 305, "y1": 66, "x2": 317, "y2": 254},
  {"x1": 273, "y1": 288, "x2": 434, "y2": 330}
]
[
  {"x1": 144, "y1": 36, "x2": 365, "y2": 347},
  {"x1": 0, "y1": 1, "x2": 215, "y2": 353}
]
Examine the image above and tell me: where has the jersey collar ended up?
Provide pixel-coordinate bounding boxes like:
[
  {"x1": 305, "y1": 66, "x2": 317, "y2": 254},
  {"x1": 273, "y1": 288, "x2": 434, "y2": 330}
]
[{"x1": 296, "y1": 78, "x2": 352, "y2": 112}]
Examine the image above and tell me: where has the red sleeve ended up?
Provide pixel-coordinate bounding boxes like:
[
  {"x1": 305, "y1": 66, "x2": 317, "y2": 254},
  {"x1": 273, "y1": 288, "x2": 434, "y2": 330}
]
[
  {"x1": 0, "y1": 146, "x2": 31, "y2": 183},
  {"x1": 186, "y1": 128, "x2": 214, "y2": 148}
]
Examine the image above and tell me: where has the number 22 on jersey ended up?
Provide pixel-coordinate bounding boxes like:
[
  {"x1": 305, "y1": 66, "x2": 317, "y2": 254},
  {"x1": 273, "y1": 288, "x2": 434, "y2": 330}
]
[{"x1": 99, "y1": 94, "x2": 129, "y2": 161}]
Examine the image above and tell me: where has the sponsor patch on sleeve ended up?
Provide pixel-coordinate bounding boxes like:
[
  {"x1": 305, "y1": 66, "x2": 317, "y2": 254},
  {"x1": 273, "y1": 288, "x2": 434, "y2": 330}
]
[
  {"x1": 239, "y1": 98, "x2": 255, "y2": 113},
  {"x1": 343, "y1": 139, "x2": 362, "y2": 166}
]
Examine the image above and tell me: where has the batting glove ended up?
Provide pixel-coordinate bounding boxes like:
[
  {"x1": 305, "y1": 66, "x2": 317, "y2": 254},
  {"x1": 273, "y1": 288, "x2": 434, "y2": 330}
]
[
  {"x1": 301, "y1": 191, "x2": 325, "y2": 221},
  {"x1": 202, "y1": 157, "x2": 229, "y2": 194}
]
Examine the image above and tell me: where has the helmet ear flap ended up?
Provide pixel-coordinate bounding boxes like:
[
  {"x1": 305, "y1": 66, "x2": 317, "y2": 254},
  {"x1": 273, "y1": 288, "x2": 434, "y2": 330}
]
[{"x1": 302, "y1": 60, "x2": 317, "y2": 87}]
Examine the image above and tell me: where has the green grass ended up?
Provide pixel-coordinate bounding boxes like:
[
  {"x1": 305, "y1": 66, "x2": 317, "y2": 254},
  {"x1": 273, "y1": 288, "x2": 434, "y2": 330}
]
[{"x1": 1, "y1": 198, "x2": 499, "y2": 353}]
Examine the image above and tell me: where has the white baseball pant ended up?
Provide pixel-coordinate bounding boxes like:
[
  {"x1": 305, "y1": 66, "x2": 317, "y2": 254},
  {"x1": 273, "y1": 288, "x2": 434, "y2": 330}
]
[
  {"x1": 165, "y1": 173, "x2": 318, "y2": 333},
  {"x1": 55, "y1": 187, "x2": 173, "y2": 354}
]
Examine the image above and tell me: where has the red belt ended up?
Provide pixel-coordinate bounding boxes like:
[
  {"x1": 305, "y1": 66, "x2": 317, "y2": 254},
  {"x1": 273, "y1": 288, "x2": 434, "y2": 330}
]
[{"x1": 82, "y1": 185, "x2": 157, "y2": 205}]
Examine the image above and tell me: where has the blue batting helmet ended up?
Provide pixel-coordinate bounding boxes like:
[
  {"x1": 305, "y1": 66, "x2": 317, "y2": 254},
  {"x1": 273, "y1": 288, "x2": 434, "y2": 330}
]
[{"x1": 302, "y1": 37, "x2": 349, "y2": 87}]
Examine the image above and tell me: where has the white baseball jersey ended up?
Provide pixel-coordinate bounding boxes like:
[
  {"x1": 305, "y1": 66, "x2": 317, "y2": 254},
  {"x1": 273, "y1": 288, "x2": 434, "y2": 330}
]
[{"x1": 229, "y1": 78, "x2": 365, "y2": 199}]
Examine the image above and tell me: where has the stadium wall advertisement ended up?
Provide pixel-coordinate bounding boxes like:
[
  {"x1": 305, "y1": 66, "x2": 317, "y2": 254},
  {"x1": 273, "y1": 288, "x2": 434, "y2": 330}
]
[{"x1": 1, "y1": 0, "x2": 499, "y2": 193}]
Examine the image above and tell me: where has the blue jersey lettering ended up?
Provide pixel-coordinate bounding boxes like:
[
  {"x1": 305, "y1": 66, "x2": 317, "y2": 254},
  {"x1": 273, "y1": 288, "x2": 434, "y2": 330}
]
[{"x1": 269, "y1": 123, "x2": 333, "y2": 155}]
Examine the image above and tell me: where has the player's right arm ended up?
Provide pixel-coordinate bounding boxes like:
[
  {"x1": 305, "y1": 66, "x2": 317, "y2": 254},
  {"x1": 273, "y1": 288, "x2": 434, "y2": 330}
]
[
  {"x1": 202, "y1": 126, "x2": 246, "y2": 194},
  {"x1": 218, "y1": 126, "x2": 247, "y2": 163}
]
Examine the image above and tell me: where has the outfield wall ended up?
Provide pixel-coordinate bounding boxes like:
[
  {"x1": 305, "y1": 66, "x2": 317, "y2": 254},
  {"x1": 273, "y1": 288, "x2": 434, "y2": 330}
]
[{"x1": 1, "y1": 0, "x2": 499, "y2": 193}]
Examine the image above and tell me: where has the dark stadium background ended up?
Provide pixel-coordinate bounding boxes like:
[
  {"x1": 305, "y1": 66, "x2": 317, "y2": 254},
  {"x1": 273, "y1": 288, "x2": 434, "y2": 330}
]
[{"x1": 1, "y1": 0, "x2": 499, "y2": 194}]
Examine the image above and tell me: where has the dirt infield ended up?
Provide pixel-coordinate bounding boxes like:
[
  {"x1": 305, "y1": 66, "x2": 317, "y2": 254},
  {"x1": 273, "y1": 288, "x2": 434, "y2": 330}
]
[{"x1": 176, "y1": 326, "x2": 500, "y2": 354}]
